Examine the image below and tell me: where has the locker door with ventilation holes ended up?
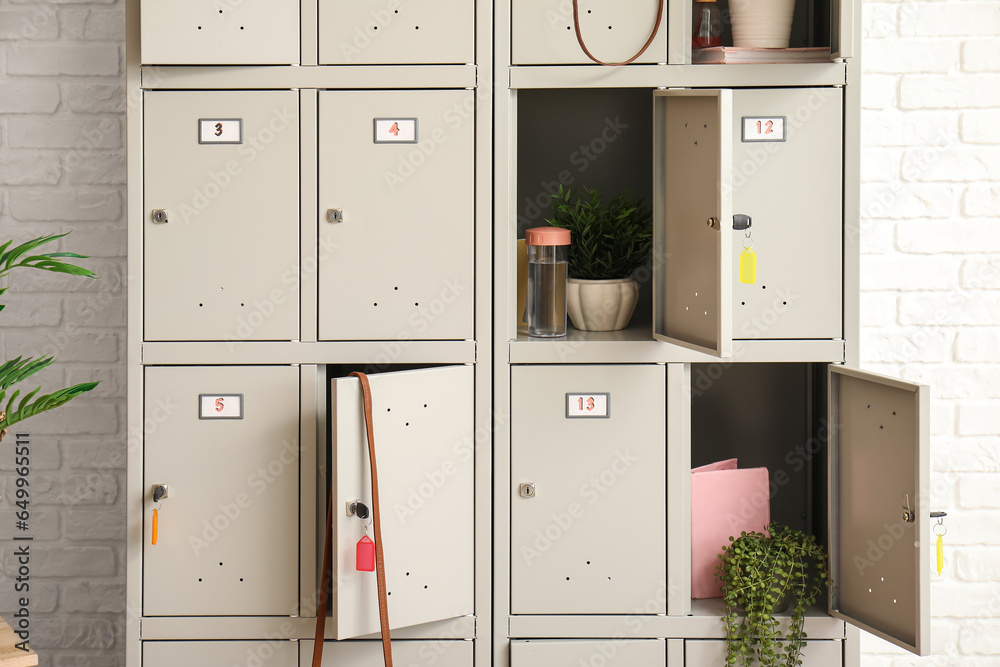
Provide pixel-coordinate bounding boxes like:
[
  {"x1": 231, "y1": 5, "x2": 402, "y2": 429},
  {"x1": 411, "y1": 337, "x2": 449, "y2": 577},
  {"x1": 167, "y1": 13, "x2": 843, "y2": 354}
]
[
  {"x1": 143, "y1": 641, "x2": 298, "y2": 667},
  {"x1": 329, "y1": 365, "x2": 475, "y2": 638}
]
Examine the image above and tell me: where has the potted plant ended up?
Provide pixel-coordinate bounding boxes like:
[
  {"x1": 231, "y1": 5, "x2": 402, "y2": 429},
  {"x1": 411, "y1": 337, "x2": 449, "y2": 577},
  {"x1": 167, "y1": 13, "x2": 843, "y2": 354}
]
[
  {"x1": 715, "y1": 523, "x2": 833, "y2": 667},
  {"x1": 545, "y1": 186, "x2": 652, "y2": 332},
  {"x1": 0, "y1": 234, "x2": 99, "y2": 443}
]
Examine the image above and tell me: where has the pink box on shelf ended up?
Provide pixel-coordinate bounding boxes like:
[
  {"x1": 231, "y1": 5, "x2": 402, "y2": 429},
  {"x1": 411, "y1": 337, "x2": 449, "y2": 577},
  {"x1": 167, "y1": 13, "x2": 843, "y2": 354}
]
[{"x1": 691, "y1": 458, "x2": 771, "y2": 599}]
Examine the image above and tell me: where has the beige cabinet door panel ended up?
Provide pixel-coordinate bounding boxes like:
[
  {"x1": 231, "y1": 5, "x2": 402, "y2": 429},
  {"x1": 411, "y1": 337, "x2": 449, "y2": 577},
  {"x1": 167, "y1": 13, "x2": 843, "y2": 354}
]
[
  {"x1": 330, "y1": 366, "x2": 475, "y2": 638},
  {"x1": 512, "y1": 0, "x2": 666, "y2": 65},
  {"x1": 685, "y1": 640, "x2": 841, "y2": 666},
  {"x1": 319, "y1": 0, "x2": 474, "y2": 64},
  {"x1": 511, "y1": 365, "x2": 666, "y2": 614},
  {"x1": 512, "y1": 639, "x2": 666, "y2": 666},
  {"x1": 302, "y1": 640, "x2": 472, "y2": 666},
  {"x1": 143, "y1": 641, "x2": 298, "y2": 667},
  {"x1": 318, "y1": 90, "x2": 474, "y2": 341},
  {"x1": 143, "y1": 366, "x2": 300, "y2": 616},
  {"x1": 144, "y1": 91, "x2": 300, "y2": 342},
  {"x1": 141, "y1": 0, "x2": 299, "y2": 65}
]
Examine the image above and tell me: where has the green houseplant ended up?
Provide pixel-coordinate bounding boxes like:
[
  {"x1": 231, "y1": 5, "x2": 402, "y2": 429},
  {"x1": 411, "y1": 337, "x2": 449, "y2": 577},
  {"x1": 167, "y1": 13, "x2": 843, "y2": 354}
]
[
  {"x1": 716, "y1": 523, "x2": 833, "y2": 667},
  {"x1": 545, "y1": 186, "x2": 652, "y2": 331},
  {"x1": 0, "y1": 234, "x2": 99, "y2": 443}
]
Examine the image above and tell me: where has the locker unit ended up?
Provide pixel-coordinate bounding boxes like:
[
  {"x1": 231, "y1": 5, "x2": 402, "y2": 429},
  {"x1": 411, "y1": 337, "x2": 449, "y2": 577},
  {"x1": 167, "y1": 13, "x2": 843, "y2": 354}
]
[
  {"x1": 329, "y1": 366, "x2": 475, "y2": 638},
  {"x1": 142, "y1": 366, "x2": 301, "y2": 616},
  {"x1": 511, "y1": 0, "x2": 667, "y2": 65},
  {"x1": 140, "y1": 0, "x2": 300, "y2": 65},
  {"x1": 318, "y1": 0, "x2": 476, "y2": 65},
  {"x1": 510, "y1": 364, "x2": 666, "y2": 615},
  {"x1": 318, "y1": 90, "x2": 475, "y2": 341},
  {"x1": 510, "y1": 639, "x2": 667, "y2": 666},
  {"x1": 143, "y1": 90, "x2": 300, "y2": 342}
]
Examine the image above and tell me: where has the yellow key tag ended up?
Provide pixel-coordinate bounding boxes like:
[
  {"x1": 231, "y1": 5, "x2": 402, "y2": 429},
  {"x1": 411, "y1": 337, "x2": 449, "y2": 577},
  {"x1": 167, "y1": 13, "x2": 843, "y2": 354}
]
[
  {"x1": 936, "y1": 532, "x2": 944, "y2": 576},
  {"x1": 739, "y1": 247, "x2": 757, "y2": 284}
]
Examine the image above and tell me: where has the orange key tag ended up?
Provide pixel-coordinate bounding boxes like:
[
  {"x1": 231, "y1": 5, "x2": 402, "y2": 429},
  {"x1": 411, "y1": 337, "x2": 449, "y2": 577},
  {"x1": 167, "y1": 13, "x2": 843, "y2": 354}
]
[{"x1": 152, "y1": 508, "x2": 159, "y2": 546}]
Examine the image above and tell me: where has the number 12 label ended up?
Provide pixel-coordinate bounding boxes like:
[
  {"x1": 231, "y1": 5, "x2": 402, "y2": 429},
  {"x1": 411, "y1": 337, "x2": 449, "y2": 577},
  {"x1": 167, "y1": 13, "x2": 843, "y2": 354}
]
[
  {"x1": 199, "y1": 394, "x2": 244, "y2": 419},
  {"x1": 566, "y1": 393, "x2": 611, "y2": 419},
  {"x1": 742, "y1": 116, "x2": 786, "y2": 142}
]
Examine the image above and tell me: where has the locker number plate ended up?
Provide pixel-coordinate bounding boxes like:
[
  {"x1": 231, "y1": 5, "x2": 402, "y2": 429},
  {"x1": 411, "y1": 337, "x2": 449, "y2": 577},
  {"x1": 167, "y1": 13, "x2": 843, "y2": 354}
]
[
  {"x1": 566, "y1": 393, "x2": 610, "y2": 419},
  {"x1": 373, "y1": 118, "x2": 418, "y2": 144},
  {"x1": 199, "y1": 394, "x2": 244, "y2": 419},
  {"x1": 742, "y1": 116, "x2": 787, "y2": 142},
  {"x1": 199, "y1": 119, "x2": 244, "y2": 144}
]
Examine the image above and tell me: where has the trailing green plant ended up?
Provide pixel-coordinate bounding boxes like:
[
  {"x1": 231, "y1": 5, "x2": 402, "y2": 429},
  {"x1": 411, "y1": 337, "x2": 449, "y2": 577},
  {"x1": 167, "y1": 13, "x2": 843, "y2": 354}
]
[
  {"x1": 715, "y1": 523, "x2": 833, "y2": 667},
  {"x1": 0, "y1": 234, "x2": 99, "y2": 442},
  {"x1": 545, "y1": 186, "x2": 653, "y2": 280}
]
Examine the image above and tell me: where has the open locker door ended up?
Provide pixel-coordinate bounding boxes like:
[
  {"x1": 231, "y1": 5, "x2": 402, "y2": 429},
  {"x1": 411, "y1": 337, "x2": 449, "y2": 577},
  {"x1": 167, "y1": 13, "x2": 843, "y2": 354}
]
[
  {"x1": 828, "y1": 366, "x2": 930, "y2": 655},
  {"x1": 830, "y1": 0, "x2": 855, "y2": 60},
  {"x1": 653, "y1": 90, "x2": 733, "y2": 358},
  {"x1": 329, "y1": 366, "x2": 475, "y2": 639}
]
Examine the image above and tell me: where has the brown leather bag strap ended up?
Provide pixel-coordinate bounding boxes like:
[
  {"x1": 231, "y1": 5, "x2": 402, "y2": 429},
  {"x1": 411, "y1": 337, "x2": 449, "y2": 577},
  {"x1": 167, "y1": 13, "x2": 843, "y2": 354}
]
[
  {"x1": 572, "y1": 0, "x2": 665, "y2": 66},
  {"x1": 311, "y1": 372, "x2": 393, "y2": 667}
]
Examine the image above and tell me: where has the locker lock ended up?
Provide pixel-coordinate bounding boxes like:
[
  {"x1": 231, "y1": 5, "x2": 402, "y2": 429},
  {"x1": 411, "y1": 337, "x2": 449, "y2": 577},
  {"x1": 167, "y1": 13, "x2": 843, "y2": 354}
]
[
  {"x1": 327, "y1": 208, "x2": 344, "y2": 224},
  {"x1": 152, "y1": 484, "x2": 169, "y2": 502},
  {"x1": 347, "y1": 500, "x2": 370, "y2": 519},
  {"x1": 732, "y1": 214, "x2": 752, "y2": 231},
  {"x1": 519, "y1": 483, "x2": 536, "y2": 498},
  {"x1": 151, "y1": 209, "x2": 169, "y2": 224}
]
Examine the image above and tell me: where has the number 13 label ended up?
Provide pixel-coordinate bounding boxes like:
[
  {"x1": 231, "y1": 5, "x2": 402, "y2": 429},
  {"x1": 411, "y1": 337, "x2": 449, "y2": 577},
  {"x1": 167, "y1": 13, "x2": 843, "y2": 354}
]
[
  {"x1": 742, "y1": 116, "x2": 786, "y2": 142},
  {"x1": 199, "y1": 394, "x2": 244, "y2": 419},
  {"x1": 566, "y1": 393, "x2": 611, "y2": 419}
]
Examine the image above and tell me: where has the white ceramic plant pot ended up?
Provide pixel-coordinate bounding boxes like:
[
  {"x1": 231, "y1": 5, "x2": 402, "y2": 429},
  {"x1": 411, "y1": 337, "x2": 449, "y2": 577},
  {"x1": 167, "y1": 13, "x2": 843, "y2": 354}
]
[
  {"x1": 567, "y1": 278, "x2": 640, "y2": 332},
  {"x1": 729, "y1": 0, "x2": 796, "y2": 48}
]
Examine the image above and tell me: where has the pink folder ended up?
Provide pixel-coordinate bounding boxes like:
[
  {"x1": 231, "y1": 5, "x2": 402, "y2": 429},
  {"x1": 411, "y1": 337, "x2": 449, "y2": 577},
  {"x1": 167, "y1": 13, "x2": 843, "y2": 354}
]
[{"x1": 691, "y1": 459, "x2": 771, "y2": 599}]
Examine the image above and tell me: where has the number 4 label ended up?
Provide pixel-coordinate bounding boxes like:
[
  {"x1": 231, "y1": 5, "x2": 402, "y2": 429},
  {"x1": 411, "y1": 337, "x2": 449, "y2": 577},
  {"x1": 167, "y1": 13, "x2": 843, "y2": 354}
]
[
  {"x1": 566, "y1": 393, "x2": 611, "y2": 419},
  {"x1": 199, "y1": 394, "x2": 244, "y2": 419},
  {"x1": 742, "y1": 116, "x2": 786, "y2": 142}
]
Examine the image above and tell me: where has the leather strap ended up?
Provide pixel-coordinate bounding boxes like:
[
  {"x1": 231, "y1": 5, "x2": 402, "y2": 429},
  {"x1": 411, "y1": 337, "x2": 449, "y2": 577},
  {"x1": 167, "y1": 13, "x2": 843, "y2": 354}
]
[
  {"x1": 572, "y1": 0, "x2": 665, "y2": 66},
  {"x1": 312, "y1": 372, "x2": 393, "y2": 667}
]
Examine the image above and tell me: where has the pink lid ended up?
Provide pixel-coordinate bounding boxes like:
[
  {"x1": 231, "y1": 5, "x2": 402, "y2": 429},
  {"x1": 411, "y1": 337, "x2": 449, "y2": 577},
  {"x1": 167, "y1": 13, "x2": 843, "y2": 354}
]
[{"x1": 525, "y1": 227, "x2": 571, "y2": 246}]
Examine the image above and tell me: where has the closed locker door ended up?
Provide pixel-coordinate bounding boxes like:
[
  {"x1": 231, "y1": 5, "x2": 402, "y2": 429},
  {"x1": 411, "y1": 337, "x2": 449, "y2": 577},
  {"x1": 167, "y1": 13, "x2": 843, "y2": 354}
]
[
  {"x1": 684, "y1": 640, "x2": 841, "y2": 667},
  {"x1": 510, "y1": 365, "x2": 667, "y2": 614},
  {"x1": 729, "y1": 88, "x2": 843, "y2": 340},
  {"x1": 143, "y1": 641, "x2": 298, "y2": 667},
  {"x1": 318, "y1": 90, "x2": 474, "y2": 341},
  {"x1": 511, "y1": 640, "x2": 666, "y2": 666},
  {"x1": 143, "y1": 366, "x2": 300, "y2": 616},
  {"x1": 140, "y1": 0, "x2": 299, "y2": 65},
  {"x1": 302, "y1": 640, "x2": 473, "y2": 666},
  {"x1": 319, "y1": 0, "x2": 474, "y2": 64},
  {"x1": 511, "y1": 0, "x2": 666, "y2": 65},
  {"x1": 329, "y1": 366, "x2": 475, "y2": 638},
  {"x1": 144, "y1": 90, "x2": 300, "y2": 342}
]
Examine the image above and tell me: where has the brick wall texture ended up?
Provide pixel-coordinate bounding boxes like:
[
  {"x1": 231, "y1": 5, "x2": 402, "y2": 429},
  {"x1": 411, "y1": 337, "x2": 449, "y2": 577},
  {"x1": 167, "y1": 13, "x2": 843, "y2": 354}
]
[{"x1": 0, "y1": 0, "x2": 996, "y2": 665}]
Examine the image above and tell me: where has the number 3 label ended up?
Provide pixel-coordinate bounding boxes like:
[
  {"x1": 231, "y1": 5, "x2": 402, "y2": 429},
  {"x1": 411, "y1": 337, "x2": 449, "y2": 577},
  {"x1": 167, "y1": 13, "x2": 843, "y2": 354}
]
[
  {"x1": 200, "y1": 394, "x2": 244, "y2": 419},
  {"x1": 566, "y1": 393, "x2": 610, "y2": 418},
  {"x1": 199, "y1": 119, "x2": 244, "y2": 144},
  {"x1": 742, "y1": 116, "x2": 786, "y2": 142}
]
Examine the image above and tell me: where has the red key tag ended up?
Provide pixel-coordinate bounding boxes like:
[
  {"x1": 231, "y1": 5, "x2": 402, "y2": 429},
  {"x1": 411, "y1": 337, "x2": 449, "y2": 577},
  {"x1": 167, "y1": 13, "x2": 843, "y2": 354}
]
[{"x1": 356, "y1": 535, "x2": 375, "y2": 572}]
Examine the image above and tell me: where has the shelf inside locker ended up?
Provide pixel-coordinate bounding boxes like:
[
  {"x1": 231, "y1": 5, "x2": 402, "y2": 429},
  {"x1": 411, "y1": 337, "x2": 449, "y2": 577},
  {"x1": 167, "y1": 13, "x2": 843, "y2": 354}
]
[
  {"x1": 689, "y1": 0, "x2": 836, "y2": 63},
  {"x1": 688, "y1": 599, "x2": 846, "y2": 637}
]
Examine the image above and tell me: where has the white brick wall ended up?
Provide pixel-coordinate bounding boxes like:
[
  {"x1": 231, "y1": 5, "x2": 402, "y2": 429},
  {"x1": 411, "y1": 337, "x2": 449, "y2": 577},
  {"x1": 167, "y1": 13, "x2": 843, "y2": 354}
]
[
  {"x1": 860, "y1": 1, "x2": 1000, "y2": 665},
  {"x1": 0, "y1": 1, "x2": 126, "y2": 665},
  {"x1": 0, "y1": 0, "x2": 995, "y2": 665}
]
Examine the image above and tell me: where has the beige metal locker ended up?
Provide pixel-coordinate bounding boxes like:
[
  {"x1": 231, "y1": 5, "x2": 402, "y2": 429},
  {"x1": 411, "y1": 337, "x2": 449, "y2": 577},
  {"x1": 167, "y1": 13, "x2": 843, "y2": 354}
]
[
  {"x1": 329, "y1": 366, "x2": 475, "y2": 638},
  {"x1": 140, "y1": 0, "x2": 299, "y2": 65},
  {"x1": 303, "y1": 639, "x2": 473, "y2": 666},
  {"x1": 511, "y1": 639, "x2": 666, "y2": 666},
  {"x1": 318, "y1": 90, "x2": 474, "y2": 341},
  {"x1": 510, "y1": 365, "x2": 666, "y2": 614},
  {"x1": 511, "y1": 0, "x2": 666, "y2": 65},
  {"x1": 319, "y1": 0, "x2": 475, "y2": 65},
  {"x1": 142, "y1": 366, "x2": 300, "y2": 616},
  {"x1": 144, "y1": 91, "x2": 300, "y2": 342},
  {"x1": 684, "y1": 639, "x2": 841, "y2": 667},
  {"x1": 653, "y1": 88, "x2": 844, "y2": 356},
  {"x1": 143, "y1": 641, "x2": 298, "y2": 667}
]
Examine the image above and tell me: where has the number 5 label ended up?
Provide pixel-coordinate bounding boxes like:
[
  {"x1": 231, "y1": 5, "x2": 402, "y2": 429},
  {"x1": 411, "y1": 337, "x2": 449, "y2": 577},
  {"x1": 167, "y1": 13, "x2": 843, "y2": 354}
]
[
  {"x1": 199, "y1": 394, "x2": 244, "y2": 419},
  {"x1": 566, "y1": 393, "x2": 611, "y2": 419},
  {"x1": 742, "y1": 116, "x2": 786, "y2": 142}
]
